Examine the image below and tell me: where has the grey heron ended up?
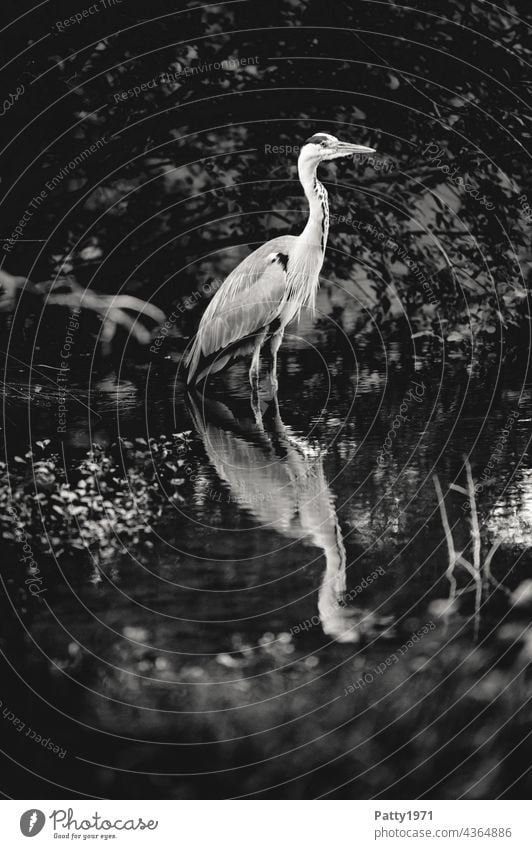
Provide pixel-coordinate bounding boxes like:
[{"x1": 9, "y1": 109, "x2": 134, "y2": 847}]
[{"x1": 185, "y1": 132, "x2": 375, "y2": 390}]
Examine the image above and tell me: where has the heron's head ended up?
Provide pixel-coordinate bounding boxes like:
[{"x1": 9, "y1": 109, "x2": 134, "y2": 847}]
[{"x1": 299, "y1": 132, "x2": 375, "y2": 165}]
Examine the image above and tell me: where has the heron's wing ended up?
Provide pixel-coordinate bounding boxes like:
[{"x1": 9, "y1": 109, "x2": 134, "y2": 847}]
[{"x1": 185, "y1": 236, "x2": 296, "y2": 381}]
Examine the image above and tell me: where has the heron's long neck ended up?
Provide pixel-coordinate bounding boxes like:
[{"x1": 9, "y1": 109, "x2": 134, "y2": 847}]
[{"x1": 298, "y1": 159, "x2": 329, "y2": 254}]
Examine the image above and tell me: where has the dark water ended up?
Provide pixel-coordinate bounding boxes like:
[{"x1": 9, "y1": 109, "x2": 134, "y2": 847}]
[{"x1": 2, "y1": 345, "x2": 531, "y2": 797}]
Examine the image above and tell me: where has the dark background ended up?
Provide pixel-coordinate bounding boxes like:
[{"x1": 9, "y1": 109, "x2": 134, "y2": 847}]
[
  {"x1": 0, "y1": 0, "x2": 530, "y2": 365},
  {"x1": 0, "y1": 0, "x2": 531, "y2": 801}
]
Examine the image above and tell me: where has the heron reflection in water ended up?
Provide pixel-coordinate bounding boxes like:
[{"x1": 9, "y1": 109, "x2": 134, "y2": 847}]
[{"x1": 188, "y1": 392, "x2": 360, "y2": 643}]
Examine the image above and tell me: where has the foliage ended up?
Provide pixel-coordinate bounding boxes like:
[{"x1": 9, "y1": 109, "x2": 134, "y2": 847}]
[
  {"x1": 0, "y1": 434, "x2": 190, "y2": 564},
  {"x1": 85, "y1": 587, "x2": 532, "y2": 798}
]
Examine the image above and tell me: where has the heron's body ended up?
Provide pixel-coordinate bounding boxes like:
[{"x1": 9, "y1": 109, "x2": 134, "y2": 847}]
[{"x1": 185, "y1": 132, "x2": 374, "y2": 387}]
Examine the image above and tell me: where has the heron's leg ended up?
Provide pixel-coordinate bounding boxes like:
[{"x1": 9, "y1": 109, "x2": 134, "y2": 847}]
[
  {"x1": 249, "y1": 330, "x2": 266, "y2": 390},
  {"x1": 249, "y1": 331, "x2": 268, "y2": 426},
  {"x1": 250, "y1": 391, "x2": 264, "y2": 428},
  {"x1": 249, "y1": 345, "x2": 261, "y2": 388},
  {"x1": 265, "y1": 330, "x2": 284, "y2": 395}
]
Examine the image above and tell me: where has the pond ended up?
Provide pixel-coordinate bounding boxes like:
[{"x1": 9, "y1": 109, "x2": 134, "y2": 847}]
[{"x1": 2, "y1": 343, "x2": 531, "y2": 799}]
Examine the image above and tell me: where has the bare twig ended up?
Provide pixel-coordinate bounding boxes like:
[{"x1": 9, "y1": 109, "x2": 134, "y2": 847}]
[
  {"x1": 433, "y1": 459, "x2": 506, "y2": 637},
  {"x1": 465, "y1": 458, "x2": 482, "y2": 578},
  {"x1": 433, "y1": 473, "x2": 458, "y2": 607},
  {"x1": 0, "y1": 269, "x2": 165, "y2": 353}
]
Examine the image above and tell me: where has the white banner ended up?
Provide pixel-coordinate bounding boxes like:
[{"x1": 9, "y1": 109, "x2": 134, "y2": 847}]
[{"x1": 1, "y1": 800, "x2": 530, "y2": 848}]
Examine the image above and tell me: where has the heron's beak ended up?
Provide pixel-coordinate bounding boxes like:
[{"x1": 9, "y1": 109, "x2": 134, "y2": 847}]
[{"x1": 336, "y1": 142, "x2": 376, "y2": 156}]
